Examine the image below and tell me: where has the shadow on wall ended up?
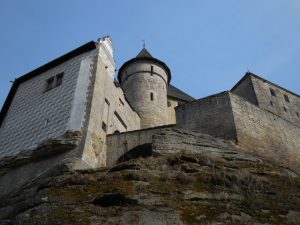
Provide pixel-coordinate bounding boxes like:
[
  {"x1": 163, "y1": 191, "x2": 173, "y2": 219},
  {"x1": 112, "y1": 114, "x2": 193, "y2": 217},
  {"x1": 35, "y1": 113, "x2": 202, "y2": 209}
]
[{"x1": 117, "y1": 143, "x2": 152, "y2": 163}]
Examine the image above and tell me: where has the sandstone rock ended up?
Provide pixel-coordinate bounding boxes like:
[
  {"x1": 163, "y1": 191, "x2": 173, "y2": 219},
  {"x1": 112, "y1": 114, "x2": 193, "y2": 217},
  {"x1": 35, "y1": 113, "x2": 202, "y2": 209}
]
[
  {"x1": 0, "y1": 131, "x2": 82, "y2": 176},
  {"x1": 0, "y1": 129, "x2": 299, "y2": 224}
]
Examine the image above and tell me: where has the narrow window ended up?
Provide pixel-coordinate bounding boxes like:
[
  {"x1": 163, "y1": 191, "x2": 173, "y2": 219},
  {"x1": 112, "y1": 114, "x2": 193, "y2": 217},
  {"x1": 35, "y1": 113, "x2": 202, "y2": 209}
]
[
  {"x1": 105, "y1": 98, "x2": 110, "y2": 105},
  {"x1": 102, "y1": 122, "x2": 107, "y2": 132},
  {"x1": 270, "y1": 100, "x2": 274, "y2": 107},
  {"x1": 284, "y1": 94, "x2": 290, "y2": 103},
  {"x1": 150, "y1": 66, "x2": 153, "y2": 76},
  {"x1": 150, "y1": 92, "x2": 154, "y2": 101},
  {"x1": 269, "y1": 88, "x2": 276, "y2": 97},
  {"x1": 167, "y1": 101, "x2": 172, "y2": 107},
  {"x1": 56, "y1": 73, "x2": 63, "y2": 86},
  {"x1": 114, "y1": 111, "x2": 127, "y2": 130},
  {"x1": 283, "y1": 106, "x2": 287, "y2": 112},
  {"x1": 119, "y1": 98, "x2": 124, "y2": 106},
  {"x1": 46, "y1": 77, "x2": 54, "y2": 91},
  {"x1": 296, "y1": 112, "x2": 299, "y2": 118}
]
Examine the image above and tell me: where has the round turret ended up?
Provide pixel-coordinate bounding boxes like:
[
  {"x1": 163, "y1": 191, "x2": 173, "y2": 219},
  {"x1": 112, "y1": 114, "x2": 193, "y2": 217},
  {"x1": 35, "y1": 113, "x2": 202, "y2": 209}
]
[{"x1": 118, "y1": 48, "x2": 171, "y2": 129}]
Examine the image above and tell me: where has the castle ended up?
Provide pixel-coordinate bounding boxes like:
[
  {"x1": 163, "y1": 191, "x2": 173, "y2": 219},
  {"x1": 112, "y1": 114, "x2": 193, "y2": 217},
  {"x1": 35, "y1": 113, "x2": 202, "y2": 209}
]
[{"x1": 0, "y1": 36, "x2": 299, "y2": 196}]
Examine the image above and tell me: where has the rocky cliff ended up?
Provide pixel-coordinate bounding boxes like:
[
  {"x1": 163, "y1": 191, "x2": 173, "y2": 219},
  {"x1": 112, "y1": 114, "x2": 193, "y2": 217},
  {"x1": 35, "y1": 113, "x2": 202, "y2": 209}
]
[{"x1": 0, "y1": 129, "x2": 299, "y2": 225}]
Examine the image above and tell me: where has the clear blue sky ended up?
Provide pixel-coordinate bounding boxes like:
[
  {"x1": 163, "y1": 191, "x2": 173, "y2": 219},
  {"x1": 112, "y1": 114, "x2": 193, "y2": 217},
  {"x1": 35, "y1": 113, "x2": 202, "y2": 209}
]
[{"x1": 1, "y1": 0, "x2": 300, "y2": 108}]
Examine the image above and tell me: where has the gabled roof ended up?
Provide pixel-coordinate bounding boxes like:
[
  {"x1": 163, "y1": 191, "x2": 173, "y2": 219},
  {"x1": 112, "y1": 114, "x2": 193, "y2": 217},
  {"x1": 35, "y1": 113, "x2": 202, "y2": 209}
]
[
  {"x1": 0, "y1": 41, "x2": 98, "y2": 127},
  {"x1": 136, "y1": 48, "x2": 153, "y2": 58},
  {"x1": 168, "y1": 84, "x2": 195, "y2": 102},
  {"x1": 231, "y1": 72, "x2": 300, "y2": 98}
]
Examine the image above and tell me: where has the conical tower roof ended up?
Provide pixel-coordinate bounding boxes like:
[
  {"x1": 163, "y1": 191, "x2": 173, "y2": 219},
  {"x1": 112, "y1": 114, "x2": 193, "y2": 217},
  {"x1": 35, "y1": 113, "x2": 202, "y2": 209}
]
[
  {"x1": 136, "y1": 48, "x2": 153, "y2": 58},
  {"x1": 118, "y1": 48, "x2": 171, "y2": 84}
]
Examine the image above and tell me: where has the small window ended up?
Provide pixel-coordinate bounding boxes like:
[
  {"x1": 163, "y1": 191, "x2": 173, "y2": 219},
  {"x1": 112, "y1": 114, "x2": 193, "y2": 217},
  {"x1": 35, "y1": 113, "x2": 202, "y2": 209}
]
[
  {"x1": 296, "y1": 112, "x2": 299, "y2": 118},
  {"x1": 46, "y1": 77, "x2": 54, "y2": 91},
  {"x1": 270, "y1": 100, "x2": 274, "y2": 107},
  {"x1": 150, "y1": 92, "x2": 154, "y2": 101},
  {"x1": 105, "y1": 98, "x2": 110, "y2": 105},
  {"x1": 56, "y1": 73, "x2": 63, "y2": 86},
  {"x1": 102, "y1": 122, "x2": 107, "y2": 132},
  {"x1": 119, "y1": 98, "x2": 124, "y2": 106},
  {"x1": 150, "y1": 66, "x2": 153, "y2": 76},
  {"x1": 283, "y1": 106, "x2": 287, "y2": 112},
  {"x1": 167, "y1": 101, "x2": 172, "y2": 107},
  {"x1": 284, "y1": 94, "x2": 290, "y2": 103},
  {"x1": 113, "y1": 79, "x2": 120, "y2": 87},
  {"x1": 269, "y1": 88, "x2": 276, "y2": 97}
]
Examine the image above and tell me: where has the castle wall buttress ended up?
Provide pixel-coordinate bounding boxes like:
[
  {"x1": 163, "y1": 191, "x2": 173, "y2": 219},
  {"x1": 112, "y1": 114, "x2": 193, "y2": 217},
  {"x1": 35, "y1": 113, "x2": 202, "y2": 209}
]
[{"x1": 230, "y1": 93, "x2": 300, "y2": 173}]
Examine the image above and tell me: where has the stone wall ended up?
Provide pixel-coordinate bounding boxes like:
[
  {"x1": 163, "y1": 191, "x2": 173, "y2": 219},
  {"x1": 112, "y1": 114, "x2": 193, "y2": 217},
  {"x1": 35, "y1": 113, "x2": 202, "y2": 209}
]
[
  {"x1": 251, "y1": 76, "x2": 300, "y2": 127},
  {"x1": 176, "y1": 91, "x2": 300, "y2": 172},
  {"x1": 0, "y1": 49, "x2": 97, "y2": 158},
  {"x1": 176, "y1": 92, "x2": 237, "y2": 140},
  {"x1": 106, "y1": 125, "x2": 174, "y2": 166},
  {"x1": 80, "y1": 44, "x2": 140, "y2": 168},
  {"x1": 166, "y1": 98, "x2": 178, "y2": 125},
  {"x1": 230, "y1": 93, "x2": 300, "y2": 173}
]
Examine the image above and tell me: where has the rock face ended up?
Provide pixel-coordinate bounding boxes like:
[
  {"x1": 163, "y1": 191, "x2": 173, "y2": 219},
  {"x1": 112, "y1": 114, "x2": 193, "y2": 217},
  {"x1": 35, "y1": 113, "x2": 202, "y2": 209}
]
[{"x1": 0, "y1": 129, "x2": 300, "y2": 225}]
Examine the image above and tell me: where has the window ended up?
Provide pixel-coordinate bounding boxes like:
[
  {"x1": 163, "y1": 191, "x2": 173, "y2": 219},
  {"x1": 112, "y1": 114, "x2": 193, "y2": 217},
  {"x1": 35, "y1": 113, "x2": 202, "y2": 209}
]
[
  {"x1": 119, "y1": 98, "x2": 124, "y2": 106},
  {"x1": 150, "y1": 66, "x2": 153, "y2": 76},
  {"x1": 283, "y1": 106, "x2": 287, "y2": 112},
  {"x1": 46, "y1": 77, "x2": 54, "y2": 91},
  {"x1": 102, "y1": 122, "x2": 107, "y2": 132},
  {"x1": 150, "y1": 92, "x2": 154, "y2": 101},
  {"x1": 45, "y1": 72, "x2": 64, "y2": 92},
  {"x1": 113, "y1": 79, "x2": 120, "y2": 87},
  {"x1": 269, "y1": 88, "x2": 276, "y2": 97},
  {"x1": 284, "y1": 94, "x2": 290, "y2": 103},
  {"x1": 114, "y1": 111, "x2": 127, "y2": 130},
  {"x1": 296, "y1": 112, "x2": 299, "y2": 118},
  {"x1": 270, "y1": 100, "x2": 274, "y2": 107},
  {"x1": 167, "y1": 101, "x2": 172, "y2": 107},
  {"x1": 56, "y1": 73, "x2": 63, "y2": 86}
]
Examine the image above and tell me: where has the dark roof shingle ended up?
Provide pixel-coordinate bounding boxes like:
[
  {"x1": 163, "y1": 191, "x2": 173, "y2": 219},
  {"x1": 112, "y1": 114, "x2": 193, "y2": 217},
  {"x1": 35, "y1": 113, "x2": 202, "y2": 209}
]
[{"x1": 168, "y1": 84, "x2": 195, "y2": 102}]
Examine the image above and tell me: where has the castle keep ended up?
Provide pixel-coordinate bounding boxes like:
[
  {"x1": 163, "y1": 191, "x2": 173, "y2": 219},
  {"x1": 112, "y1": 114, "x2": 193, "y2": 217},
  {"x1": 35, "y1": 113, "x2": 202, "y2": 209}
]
[{"x1": 0, "y1": 36, "x2": 299, "y2": 196}]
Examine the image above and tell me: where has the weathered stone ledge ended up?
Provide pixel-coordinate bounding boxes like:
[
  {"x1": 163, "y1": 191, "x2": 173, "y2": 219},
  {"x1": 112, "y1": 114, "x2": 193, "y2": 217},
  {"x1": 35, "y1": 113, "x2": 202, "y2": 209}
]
[{"x1": 0, "y1": 130, "x2": 82, "y2": 176}]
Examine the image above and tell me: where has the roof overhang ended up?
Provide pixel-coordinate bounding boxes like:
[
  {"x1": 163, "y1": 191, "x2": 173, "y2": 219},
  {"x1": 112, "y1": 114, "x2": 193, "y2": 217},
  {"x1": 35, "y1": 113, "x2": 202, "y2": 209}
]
[{"x1": 117, "y1": 57, "x2": 171, "y2": 84}]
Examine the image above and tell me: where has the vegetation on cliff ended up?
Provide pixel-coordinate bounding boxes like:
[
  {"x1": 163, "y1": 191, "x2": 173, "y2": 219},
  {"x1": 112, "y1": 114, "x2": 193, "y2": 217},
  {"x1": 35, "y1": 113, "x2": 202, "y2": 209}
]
[{"x1": 0, "y1": 130, "x2": 299, "y2": 225}]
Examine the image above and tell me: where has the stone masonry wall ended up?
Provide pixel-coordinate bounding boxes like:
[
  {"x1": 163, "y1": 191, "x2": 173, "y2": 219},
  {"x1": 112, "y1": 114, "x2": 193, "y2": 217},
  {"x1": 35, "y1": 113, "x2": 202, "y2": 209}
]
[
  {"x1": 106, "y1": 125, "x2": 173, "y2": 166},
  {"x1": 230, "y1": 93, "x2": 300, "y2": 173},
  {"x1": 0, "y1": 50, "x2": 96, "y2": 158},
  {"x1": 81, "y1": 44, "x2": 140, "y2": 168},
  {"x1": 166, "y1": 98, "x2": 178, "y2": 125},
  {"x1": 251, "y1": 76, "x2": 300, "y2": 127},
  {"x1": 176, "y1": 92, "x2": 237, "y2": 140}
]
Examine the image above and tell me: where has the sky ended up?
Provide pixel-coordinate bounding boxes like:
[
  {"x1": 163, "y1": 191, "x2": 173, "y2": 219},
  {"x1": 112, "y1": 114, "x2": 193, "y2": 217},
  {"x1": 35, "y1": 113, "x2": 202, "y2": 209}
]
[{"x1": 0, "y1": 0, "x2": 300, "y2": 108}]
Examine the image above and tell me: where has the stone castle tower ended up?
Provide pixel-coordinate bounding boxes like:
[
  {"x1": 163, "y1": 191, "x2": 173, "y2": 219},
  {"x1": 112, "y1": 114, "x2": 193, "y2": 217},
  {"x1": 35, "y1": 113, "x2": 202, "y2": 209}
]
[{"x1": 118, "y1": 48, "x2": 171, "y2": 129}]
